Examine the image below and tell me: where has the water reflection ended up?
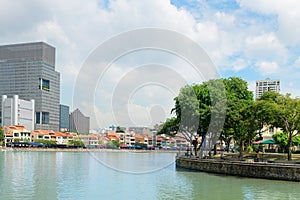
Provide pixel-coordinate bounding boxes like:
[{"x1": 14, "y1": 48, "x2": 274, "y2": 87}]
[
  {"x1": 0, "y1": 151, "x2": 299, "y2": 200},
  {"x1": 88, "y1": 151, "x2": 176, "y2": 174}
]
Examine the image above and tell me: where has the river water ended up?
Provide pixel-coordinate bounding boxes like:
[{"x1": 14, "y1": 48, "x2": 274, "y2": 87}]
[{"x1": 0, "y1": 151, "x2": 299, "y2": 200}]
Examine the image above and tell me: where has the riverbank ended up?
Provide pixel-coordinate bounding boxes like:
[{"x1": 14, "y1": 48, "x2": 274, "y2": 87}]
[
  {"x1": 0, "y1": 146, "x2": 178, "y2": 153},
  {"x1": 176, "y1": 156, "x2": 300, "y2": 182}
]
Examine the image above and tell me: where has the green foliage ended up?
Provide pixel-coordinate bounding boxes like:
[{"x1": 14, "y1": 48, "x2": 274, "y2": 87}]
[
  {"x1": 246, "y1": 146, "x2": 253, "y2": 153},
  {"x1": 98, "y1": 140, "x2": 104, "y2": 145},
  {"x1": 0, "y1": 127, "x2": 4, "y2": 146},
  {"x1": 272, "y1": 132, "x2": 288, "y2": 149},
  {"x1": 68, "y1": 140, "x2": 85, "y2": 147},
  {"x1": 273, "y1": 132, "x2": 300, "y2": 150},
  {"x1": 14, "y1": 138, "x2": 20, "y2": 143},
  {"x1": 135, "y1": 142, "x2": 147, "y2": 148},
  {"x1": 34, "y1": 139, "x2": 57, "y2": 145},
  {"x1": 111, "y1": 140, "x2": 120, "y2": 147},
  {"x1": 106, "y1": 140, "x2": 120, "y2": 149},
  {"x1": 116, "y1": 126, "x2": 125, "y2": 133},
  {"x1": 259, "y1": 92, "x2": 300, "y2": 160},
  {"x1": 23, "y1": 139, "x2": 30, "y2": 143},
  {"x1": 221, "y1": 77, "x2": 255, "y2": 157},
  {"x1": 157, "y1": 117, "x2": 179, "y2": 136},
  {"x1": 160, "y1": 77, "x2": 255, "y2": 157}
]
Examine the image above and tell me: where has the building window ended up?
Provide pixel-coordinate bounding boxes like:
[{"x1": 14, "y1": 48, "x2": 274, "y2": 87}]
[
  {"x1": 39, "y1": 78, "x2": 50, "y2": 91},
  {"x1": 36, "y1": 112, "x2": 40, "y2": 124},
  {"x1": 42, "y1": 112, "x2": 49, "y2": 124},
  {"x1": 36, "y1": 112, "x2": 49, "y2": 124}
]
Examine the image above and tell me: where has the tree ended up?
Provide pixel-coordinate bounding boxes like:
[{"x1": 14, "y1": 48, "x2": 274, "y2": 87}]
[
  {"x1": 0, "y1": 126, "x2": 4, "y2": 146},
  {"x1": 68, "y1": 139, "x2": 85, "y2": 147},
  {"x1": 272, "y1": 132, "x2": 300, "y2": 152},
  {"x1": 259, "y1": 92, "x2": 300, "y2": 160},
  {"x1": 98, "y1": 140, "x2": 104, "y2": 145},
  {"x1": 116, "y1": 126, "x2": 125, "y2": 133},
  {"x1": 222, "y1": 77, "x2": 255, "y2": 158},
  {"x1": 34, "y1": 139, "x2": 57, "y2": 146},
  {"x1": 158, "y1": 78, "x2": 226, "y2": 157},
  {"x1": 159, "y1": 77, "x2": 258, "y2": 158},
  {"x1": 106, "y1": 140, "x2": 120, "y2": 149}
]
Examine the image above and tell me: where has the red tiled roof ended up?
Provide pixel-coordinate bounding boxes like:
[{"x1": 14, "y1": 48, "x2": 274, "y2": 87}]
[{"x1": 32, "y1": 130, "x2": 54, "y2": 135}]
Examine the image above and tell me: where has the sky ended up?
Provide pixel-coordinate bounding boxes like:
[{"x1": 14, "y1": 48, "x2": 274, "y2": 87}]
[{"x1": 1, "y1": 0, "x2": 300, "y2": 129}]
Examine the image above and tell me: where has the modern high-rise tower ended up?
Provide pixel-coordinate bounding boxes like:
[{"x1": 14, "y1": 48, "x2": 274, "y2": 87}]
[
  {"x1": 255, "y1": 78, "x2": 280, "y2": 100},
  {"x1": 0, "y1": 42, "x2": 60, "y2": 131},
  {"x1": 59, "y1": 104, "x2": 70, "y2": 131},
  {"x1": 69, "y1": 108, "x2": 90, "y2": 134}
]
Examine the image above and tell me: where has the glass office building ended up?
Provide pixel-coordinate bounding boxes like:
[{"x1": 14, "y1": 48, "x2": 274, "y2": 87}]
[
  {"x1": 59, "y1": 104, "x2": 70, "y2": 131},
  {"x1": 0, "y1": 42, "x2": 60, "y2": 131}
]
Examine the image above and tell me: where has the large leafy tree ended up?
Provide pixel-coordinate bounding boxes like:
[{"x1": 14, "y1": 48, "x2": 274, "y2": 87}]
[
  {"x1": 158, "y1": 78, "x2": 226, "y2": 157},
  {"x1": 159, "y1": 77, "x2": 258, "y2": 158},
  {"x1": 221, "y1": 77, "x2": 256, "y2": 157},
  {"x1": 259, "y1": 92, "x2": 300, "y2": 160}
]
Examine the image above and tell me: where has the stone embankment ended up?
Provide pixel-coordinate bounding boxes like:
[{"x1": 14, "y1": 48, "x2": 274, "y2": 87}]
[{"x1": 176, "y1": 157, "x2": 300, "y2": 182}]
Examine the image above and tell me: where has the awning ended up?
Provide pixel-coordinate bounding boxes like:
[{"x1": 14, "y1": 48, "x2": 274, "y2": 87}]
[{"x1": 260, "y1": 139, "x2": 277, "y2": 144}]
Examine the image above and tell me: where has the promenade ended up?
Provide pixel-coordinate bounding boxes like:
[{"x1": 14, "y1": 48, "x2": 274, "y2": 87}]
[{"x1": 176, "y1": 153, "x2": 300, "y2": 182}]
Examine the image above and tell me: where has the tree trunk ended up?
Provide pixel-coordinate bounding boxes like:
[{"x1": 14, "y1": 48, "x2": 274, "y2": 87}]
[
  {"x1": 287, "y1": 132, "x2": 292, "y2": 161},
  {"x1": 226, "y1": 137, "x2": 232, "y2": 153},
  {"x1": 239, "y1": 140, "x2": 244, "y2": 159},
  {"x1": 226, "y1": 140, "x2": 230, "y2": 153},
  {"x1": 213, "y1": 144, "x2": 217, "y2": 155}
]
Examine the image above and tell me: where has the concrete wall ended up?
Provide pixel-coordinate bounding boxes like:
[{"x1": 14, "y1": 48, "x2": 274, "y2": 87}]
[{"x1": 176, "y1": 157, "x2": 300, "y2": 182}]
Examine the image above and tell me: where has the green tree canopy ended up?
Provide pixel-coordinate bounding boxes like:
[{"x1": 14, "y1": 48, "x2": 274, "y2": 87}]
[{"x1": 259, "y1": 92, "x2": 300, "y2": 160}]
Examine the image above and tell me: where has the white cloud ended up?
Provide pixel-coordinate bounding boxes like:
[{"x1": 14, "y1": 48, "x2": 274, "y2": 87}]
[
  {"x1": 245, "y1": 33, "x2": 287, "y2": 63},
  {"x1": 294, "y1": 56, "x2": 300, "y2": 68},
  {"x1": 1, "y1": 0, "x2": 300, "y2": 128},
  {"x1": 239, "y1": 0, "x2": 300, "y2": 45},
  {"x1": 232, "y1": 58, "x2": 248, "y2": 72},
  {"x1": 255, "y1": 61, "x2": 280, "y2": 75},
  {"x1": 247, "y1": 80, "x2": 256, "y2": 95},
  {"x1": 35, "y1": 20, "x2": 71, "y2": 45}
]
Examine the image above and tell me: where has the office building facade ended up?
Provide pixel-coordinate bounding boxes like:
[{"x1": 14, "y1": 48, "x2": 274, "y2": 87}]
[
  {"x1": 59, "y1": 104, "x2": 70, "y2": 131},
  {"x1": 2, "y1": 95, "x2": 35, "y2": 131},
  {"x1": 69, "y1": 108, "x2": 90, "y2": 133},
  {"x1": 0, "y1": 42, "x2": 60, "y2": 131},
  {"x1": 255, "y1": 79, "x2": 280, "y2": 100}
]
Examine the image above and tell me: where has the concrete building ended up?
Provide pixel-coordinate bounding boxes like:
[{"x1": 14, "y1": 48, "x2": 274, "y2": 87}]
[
  {"x1": 1, "y1": 95, "x2": 35, "y2": 131},
  {"x1": 0, "y1": 42, "x2": 60, "y2": 131},
  {"x1": 256, "y1": 78, "x2": 280, "y2": 100},
  {"x1": 59, "y1": 104, "x2": 69, "y2": 131},
  {"x1": 69, "y1": 108, "x2": 90, "y2": 133}
]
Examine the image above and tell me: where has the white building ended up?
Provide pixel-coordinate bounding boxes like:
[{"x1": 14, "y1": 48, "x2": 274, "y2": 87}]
[
  {"x1": 2, "y1": 95, "x2": 35, "y2": 131},
  {"x1": 256, "y1": 79, "x2": 280, "y2": 100},
  {"x1": 3, "y1": 125, "x2": 31, "y2": 144}
]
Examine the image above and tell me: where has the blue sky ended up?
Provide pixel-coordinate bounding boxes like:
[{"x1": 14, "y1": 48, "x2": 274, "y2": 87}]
[{"x1": 1, "y1": 0, "x2": 300, "y2": 129}]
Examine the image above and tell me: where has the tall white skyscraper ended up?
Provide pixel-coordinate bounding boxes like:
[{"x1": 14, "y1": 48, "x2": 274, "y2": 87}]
[{"x1": 255, "y1": 78, "x2": 280, "y2": 100}]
